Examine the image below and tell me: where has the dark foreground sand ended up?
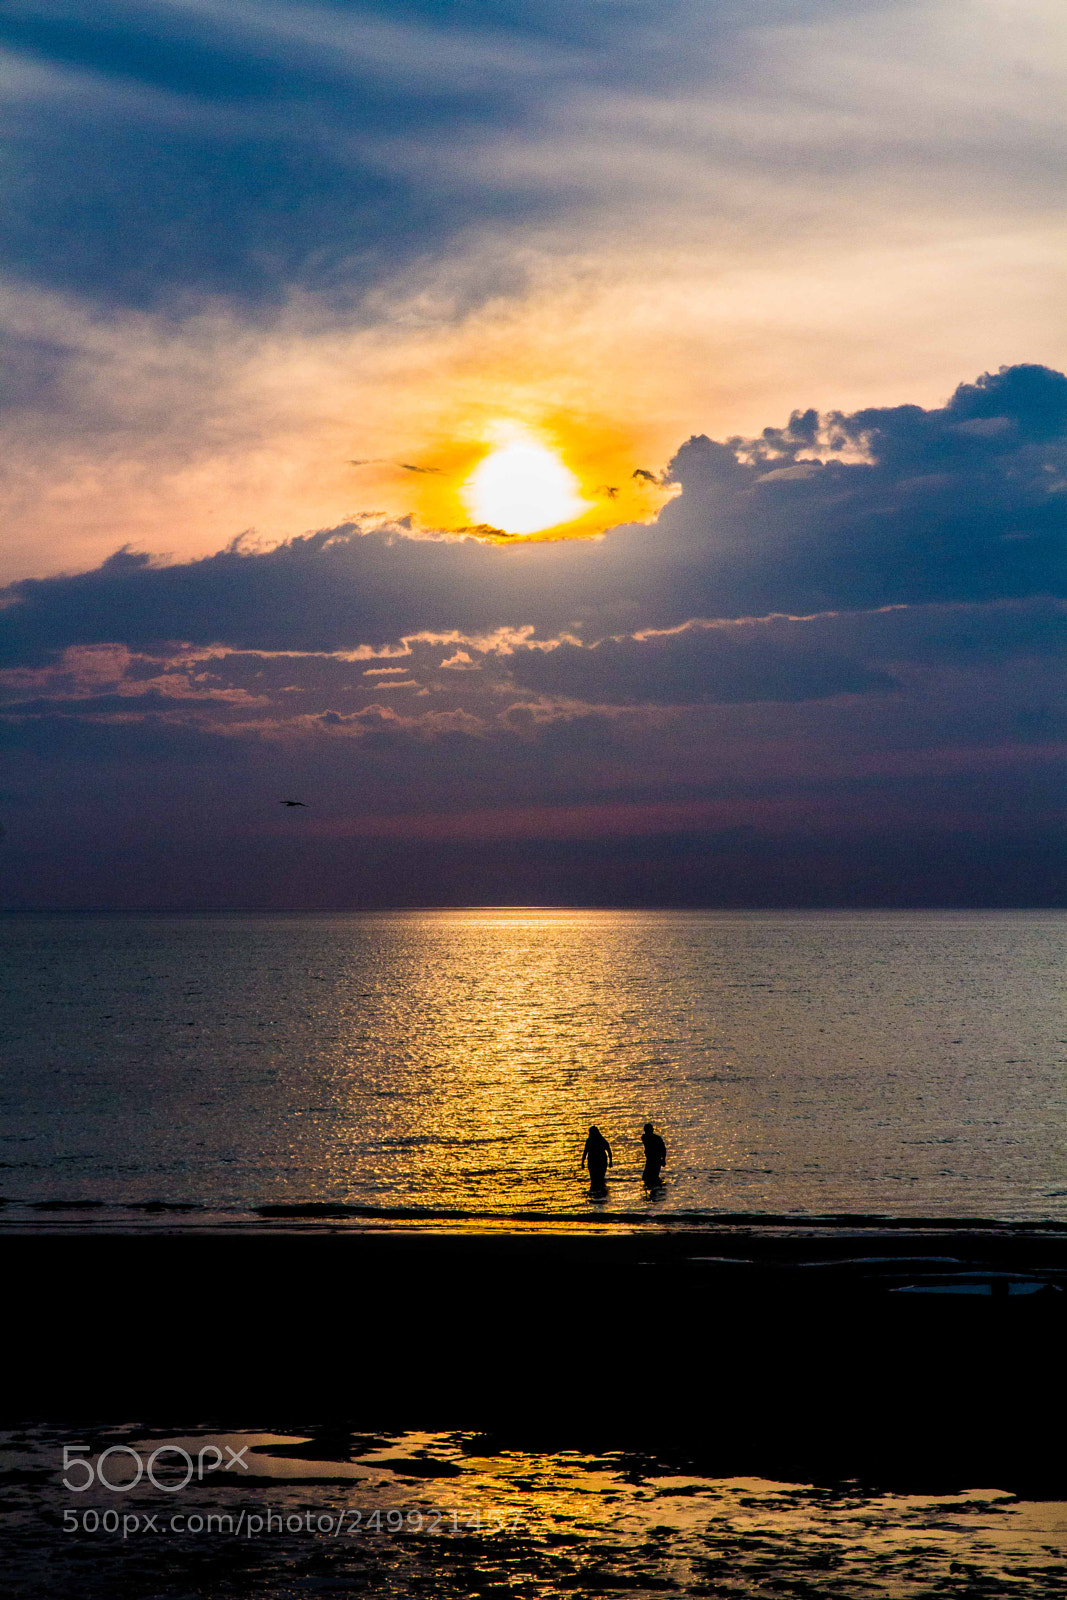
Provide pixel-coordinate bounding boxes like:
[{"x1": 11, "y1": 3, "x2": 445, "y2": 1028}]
[{"x1": 6, "y1": 1221, "x2": 1066, "y2": 1494}]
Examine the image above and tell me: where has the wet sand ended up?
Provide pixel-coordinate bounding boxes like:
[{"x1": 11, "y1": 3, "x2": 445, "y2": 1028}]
[
  {"x1": 6, "y1": 1221, "x2": 1066, "y2": 1496},
  {"x1": 6, "y1": 1423, "x2": 1067, "y2": 1599}
]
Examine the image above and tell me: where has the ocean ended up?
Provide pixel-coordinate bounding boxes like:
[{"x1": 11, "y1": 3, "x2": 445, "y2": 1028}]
[{"x1": 2, "y1": 907, "x2": 1064, "y2": 1223}]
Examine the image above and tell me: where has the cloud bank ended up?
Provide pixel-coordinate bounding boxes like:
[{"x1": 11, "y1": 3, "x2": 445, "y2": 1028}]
[{"x1": 0, "y1": 365, "x2": 1063, "y2": 907}]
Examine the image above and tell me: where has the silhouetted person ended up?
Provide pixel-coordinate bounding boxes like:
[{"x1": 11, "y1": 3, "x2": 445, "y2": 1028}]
[
  {"x1": 641, "y1": 1122, "x2": 667, "y2": 1186},
  {"x1": 581, "y1": 1126, "x2": 613, "y2": 1190}
]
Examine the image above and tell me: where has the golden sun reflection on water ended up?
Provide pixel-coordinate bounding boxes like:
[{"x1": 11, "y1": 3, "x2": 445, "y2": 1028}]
[{"x1": 301, "y1": 908, "x2": 744, "y2": 1216}]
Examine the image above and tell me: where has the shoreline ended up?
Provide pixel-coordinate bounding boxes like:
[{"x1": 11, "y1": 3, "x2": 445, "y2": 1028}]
[
  {"x1": 8, "y1": 1215, "x2": 1067, "y2": 1271},
  {"x1": 6, "y1": 1203, "x2": 1067, "y2": 1234}
]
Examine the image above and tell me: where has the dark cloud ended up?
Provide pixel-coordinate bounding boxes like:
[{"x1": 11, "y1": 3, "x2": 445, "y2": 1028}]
[
  {"x1": 508, "y1": 625, "x2": 899, "y2": 704},
  {"x1": 0, "y1": 331, "x2": 73, "y2": 412},
  {"x1": 0, "y1": 690, "x2": 240, "y2": 716},
  {"x1": 0, "y1": 0, "x2": 752, "y2": 314},
  {"x1": 645, "y1": 363, "x2": 1067, "y2": 617}
]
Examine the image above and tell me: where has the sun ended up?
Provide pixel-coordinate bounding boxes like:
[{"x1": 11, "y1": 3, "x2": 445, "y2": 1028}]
[{"x1": 461, "y1": 424, "x2": 590, "y2": 535}]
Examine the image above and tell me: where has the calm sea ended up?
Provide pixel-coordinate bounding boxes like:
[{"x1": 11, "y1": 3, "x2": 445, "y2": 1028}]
[{"x1": 1, "y1": 909, "x2": 1064, "y2": 1222}]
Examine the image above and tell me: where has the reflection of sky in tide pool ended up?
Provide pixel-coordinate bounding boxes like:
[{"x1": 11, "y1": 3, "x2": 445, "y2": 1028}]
[
  {"x1": 1, "y1": 909, "x2": 1065, "y2": 1219},
  {"x1": 5, "y1": 1425, "x2": 1067, "y2": 1597}
]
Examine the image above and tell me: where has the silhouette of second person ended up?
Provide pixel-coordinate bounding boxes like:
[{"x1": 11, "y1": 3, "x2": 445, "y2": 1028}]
[
  {"x1": 641, "y1": 1122, "x2": 667, "y2": 1186},
  {"x1": 581, "y1": 1125, "x2": 613, "y2": 1189}
]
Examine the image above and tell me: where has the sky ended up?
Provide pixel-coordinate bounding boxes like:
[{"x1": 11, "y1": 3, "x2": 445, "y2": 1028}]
[{"x1": 0, "y1": 0, "x2": 1064, "y2": 907}]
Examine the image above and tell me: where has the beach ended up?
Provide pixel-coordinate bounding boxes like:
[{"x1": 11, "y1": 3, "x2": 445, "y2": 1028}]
[{"x1": 5, "y1": 1216, "x2": 1067, "y2": 1595}]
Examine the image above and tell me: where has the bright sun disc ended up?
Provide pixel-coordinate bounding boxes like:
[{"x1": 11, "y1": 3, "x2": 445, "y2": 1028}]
[{"x1": 462, "y1": 427, "x2": 589, "y2": 534}]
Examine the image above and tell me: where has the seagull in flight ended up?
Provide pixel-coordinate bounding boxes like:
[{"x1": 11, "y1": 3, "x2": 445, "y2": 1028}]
[{"x1": 280, "y1": 799, "x2": 307, "y2": 807}]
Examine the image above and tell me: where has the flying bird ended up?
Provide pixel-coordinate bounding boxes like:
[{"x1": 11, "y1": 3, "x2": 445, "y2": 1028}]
[{"x1": 280, "y1": 799, "x2": 307, "y2": 806}]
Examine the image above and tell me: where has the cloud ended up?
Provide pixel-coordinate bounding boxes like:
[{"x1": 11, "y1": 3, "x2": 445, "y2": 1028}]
[
  {"x1": 2, "y1": 364, "x2": 1064, "y2": 674},
  {"x1": 0, "y1": 0, "x2": 749, "y2": 312},
  {"x1": 1, "y1": 364, "x2": 1064, "y2": 906},
  {"x1": 0, "y1": 0, "x2": 1061, "y2": 323},
  {"x1": 625, "y1": 365, "x2": 1067, "y2": 618},
  {"x1": 507, "y1": 623, "x2": 899, "y2": 705}
]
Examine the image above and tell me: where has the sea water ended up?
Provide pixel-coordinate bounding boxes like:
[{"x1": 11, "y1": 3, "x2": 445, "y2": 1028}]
[{"x1": 1, "y1": 908, "x2": 1064, "y2": 1221}]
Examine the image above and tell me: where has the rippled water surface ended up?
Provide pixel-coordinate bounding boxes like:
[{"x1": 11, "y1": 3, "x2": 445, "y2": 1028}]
[{"x1": 1, "y1": 909, "x2": 1064, "y2": 1219}]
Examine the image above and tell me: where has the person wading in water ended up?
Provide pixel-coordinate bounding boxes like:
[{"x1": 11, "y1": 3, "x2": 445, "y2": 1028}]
[
  {"x1": 641, "y1": 1122, "x2": 667, "y2": 1187},
  {"x1": 581, "y1": 1126, "x2": 613, "y2": 1191}
]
